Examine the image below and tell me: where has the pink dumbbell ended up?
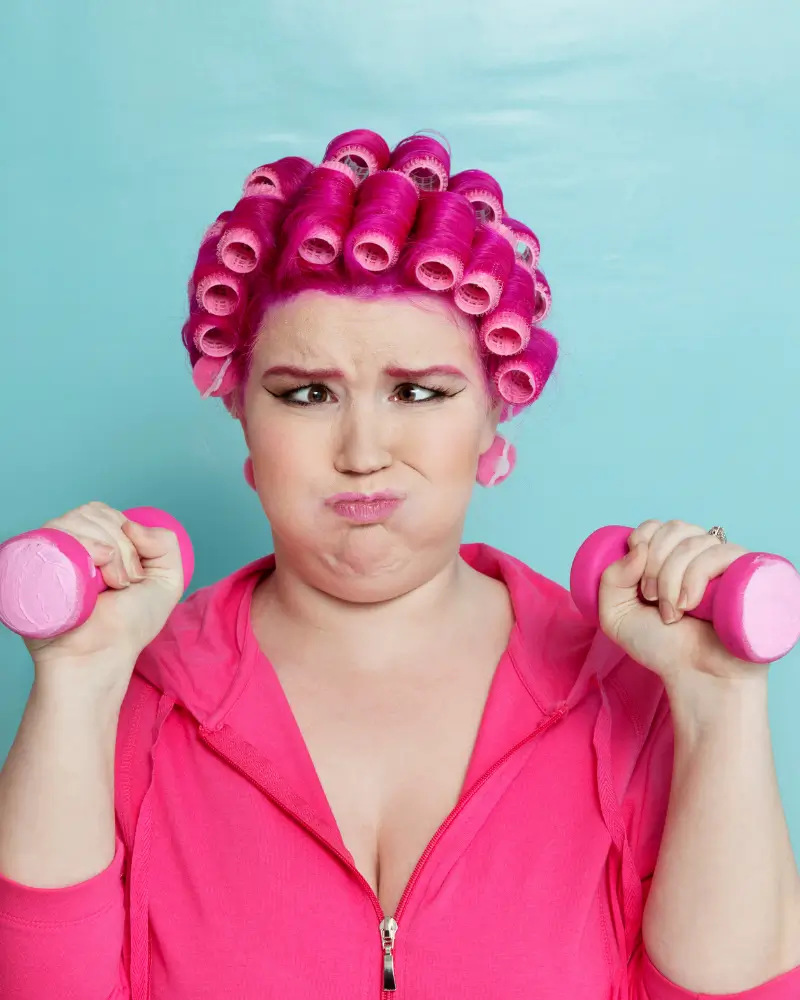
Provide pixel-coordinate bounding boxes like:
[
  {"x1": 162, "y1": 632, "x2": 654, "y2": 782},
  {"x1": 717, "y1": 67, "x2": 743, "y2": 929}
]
[
  {"x1": 570, "y1": 525, "x2": 800, "y2": 664},
  {"x1": 0, "y1": 506, "x2": 194, "y2": 640}
]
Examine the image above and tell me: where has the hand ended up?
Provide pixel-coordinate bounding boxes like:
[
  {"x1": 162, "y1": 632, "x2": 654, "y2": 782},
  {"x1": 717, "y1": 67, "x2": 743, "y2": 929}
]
[
  {"x1": 25, "y1": 501, "x2": 185, "y2": 700},
  {"x1": 597, "y1": 519, "x2": 768, "y2": 690}
]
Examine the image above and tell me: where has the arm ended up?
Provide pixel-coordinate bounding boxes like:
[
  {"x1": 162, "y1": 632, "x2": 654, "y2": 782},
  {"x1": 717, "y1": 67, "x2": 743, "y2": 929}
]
[
  {"x1": 642, "y1": 674, "x2": 800, "y2": 993},
  {"x1": 0, "y1": 663, "x2": 132, "y2": 999}
]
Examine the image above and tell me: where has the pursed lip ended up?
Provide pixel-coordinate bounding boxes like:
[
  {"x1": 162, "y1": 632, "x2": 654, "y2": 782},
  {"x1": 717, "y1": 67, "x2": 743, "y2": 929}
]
[{"x1": 324, "y1": 490, "x2": 405, "y2": 505}]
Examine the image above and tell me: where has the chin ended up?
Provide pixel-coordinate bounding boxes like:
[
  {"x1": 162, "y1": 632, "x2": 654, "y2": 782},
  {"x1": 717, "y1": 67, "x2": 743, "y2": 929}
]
[{"x1": 307, "y1": 529, "x2": 426, "y2": 599}]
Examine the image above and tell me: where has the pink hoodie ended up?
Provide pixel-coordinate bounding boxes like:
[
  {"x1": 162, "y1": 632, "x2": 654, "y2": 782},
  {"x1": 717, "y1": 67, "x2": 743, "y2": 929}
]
[{"x1": 1, "y1": 543, "x2": 798, "y2": 999}]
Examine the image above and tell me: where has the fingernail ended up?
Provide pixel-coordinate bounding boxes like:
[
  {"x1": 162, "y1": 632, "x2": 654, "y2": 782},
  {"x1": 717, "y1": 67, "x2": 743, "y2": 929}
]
[
  {"x1": 677, "y1": 589, "x2": 687, "y2": 611},
  {"x1": 642, "y1": 579, "x2": 657, "y2": 601},
  {"x1": 660, "y1": 600, "x2": 675, "y2": 624}
]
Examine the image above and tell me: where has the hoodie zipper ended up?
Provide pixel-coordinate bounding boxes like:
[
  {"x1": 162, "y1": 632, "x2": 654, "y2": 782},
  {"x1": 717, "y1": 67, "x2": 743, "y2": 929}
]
[{"x1": 201, "y1": 704, "x2": 567, "y2": 998}]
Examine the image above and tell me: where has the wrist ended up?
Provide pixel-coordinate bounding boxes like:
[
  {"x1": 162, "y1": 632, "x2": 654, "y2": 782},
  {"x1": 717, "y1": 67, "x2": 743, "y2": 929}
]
[
  {"x1": 31, "y1": 657, "x2": 135, "y2": 719},
  {"x1": 664, "y1": 670, "x2": 770, "y2": 740}
]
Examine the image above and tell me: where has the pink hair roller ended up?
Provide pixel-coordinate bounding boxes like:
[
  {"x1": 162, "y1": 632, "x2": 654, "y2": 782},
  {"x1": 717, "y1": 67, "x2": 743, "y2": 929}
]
[
  {"x1": 216, "y1": 196, "x2": 284, "y2": 274},
  {"x1": 454, "y1": 225, "x2": 515, "y2": 316},
  {"x1": 191, "y1": 237, "x2": 247, "y2": 317},
  {"x1": 200, "y1": 211, "x2": 232, "y2": 247},
  {"x1": 479, "y1": 264, "x2": 535, "y2": 353},
  {"x1": 449, "y1": 170, "x2": 505, "y2": 226},
  {"x1": 192, "y1": 354, "x2": 241, "y2": 399},
  {"x1": 344, "y1": 170, "x2": 419, "y2": 273},
  {"x1": 389, "y1": 134, "x2": 451, "y2": 192},
  {"x1": 284, "y1": 165, "x2": 357, "y2": 267},
  {"x1": 404, "y1": 191, "x2": 475, "y2": 291},
  {"x1": 324, "y1": 129, "x2": 391, "y2": 182},
  {"x1": 532, "y1": 269, "x2": 552, "y2": 323},
  {"x1": 183, "y1": 312, "x2": 238, "y2": 358},
  {"x1": 493, "y1": 327, "x2": 559, "y2": 406},
  {"x1": 501, "y1": 216, "x2": 541, "y2": 271},
  {"x1": 0, "y1": 508, "x2": 195, "y2": 641},
  {"x1": 242, "y1": 156, "x2": 314, "y2": 201},
  {"x1": 570, "y1": 525, "x2": 800, "y2": 664},
  {"x1": 476, "y1": 434, "x2": 516, "y2": 487}
]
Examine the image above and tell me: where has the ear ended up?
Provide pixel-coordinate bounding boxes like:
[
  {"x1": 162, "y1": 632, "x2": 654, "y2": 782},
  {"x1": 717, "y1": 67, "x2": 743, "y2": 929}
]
[{"x1": 479, "y1": 400, "x2": 504, "y2": 455}]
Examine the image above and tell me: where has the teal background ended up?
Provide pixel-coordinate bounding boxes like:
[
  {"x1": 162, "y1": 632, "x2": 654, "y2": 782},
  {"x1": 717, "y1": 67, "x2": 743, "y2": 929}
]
[{"x1": 1, "y1": 2, "x2": 798, "y2": 855}]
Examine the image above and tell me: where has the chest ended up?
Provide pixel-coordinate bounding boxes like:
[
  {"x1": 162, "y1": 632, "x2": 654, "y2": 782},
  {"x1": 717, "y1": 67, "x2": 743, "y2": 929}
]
[
  {"x1": 273, "y1": 653, "x2": 499, "y2": 916},
  {"x1": 148, "y1": 699, "x2": 619, "y2": 999}
]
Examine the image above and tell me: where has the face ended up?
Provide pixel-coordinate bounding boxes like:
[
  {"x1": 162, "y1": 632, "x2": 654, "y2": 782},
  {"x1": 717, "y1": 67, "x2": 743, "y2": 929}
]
[{"x1": 239, "y1": 289, "x2": 500, "y2": 602}]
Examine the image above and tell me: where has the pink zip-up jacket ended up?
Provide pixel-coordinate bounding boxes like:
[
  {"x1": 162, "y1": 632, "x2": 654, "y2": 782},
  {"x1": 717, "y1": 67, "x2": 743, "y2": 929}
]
[{"x1": 2, "y1": 543, "x2": 799, "y2": 999}]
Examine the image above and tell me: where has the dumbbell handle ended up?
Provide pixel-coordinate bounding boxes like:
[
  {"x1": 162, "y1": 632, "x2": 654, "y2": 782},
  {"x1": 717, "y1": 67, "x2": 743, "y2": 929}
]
[
  {"x1": 570, "y1": 525, "x2": 800, "y2": 664},
  {"x1": 0, "y1": 506, "x2": 194, "y2": 640}
]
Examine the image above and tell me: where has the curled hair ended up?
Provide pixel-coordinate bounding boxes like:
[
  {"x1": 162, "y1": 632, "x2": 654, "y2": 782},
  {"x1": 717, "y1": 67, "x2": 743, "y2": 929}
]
[
  {"x1": 324, "y1": 129, "x2": 391, "y2": 181},
  {"x1": 401, "y1": 191, "x2": 475, "y2": 291},
  {"x1": 344, "y1": 170, "x2": 419, "y2": 274},
  {"x1": 183, "y1": 129, "x2": 557, "y2": 413},
  {"x1": 449, "y1": 169, "x2": 505, "y2": 226}
]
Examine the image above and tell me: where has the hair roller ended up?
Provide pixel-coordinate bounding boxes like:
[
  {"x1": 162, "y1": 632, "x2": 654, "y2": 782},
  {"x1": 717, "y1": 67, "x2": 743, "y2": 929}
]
[
  {"x1": 279, "y1": 165, "x2": 357, "y2": 271},
  {"x1": 402, "y1": 191, "x2": 475, "y2": 291},
  {"x1": 343, "y1": 170, "x2": 419, "y2": 274},
  {"x1": 454, "y1": 225, "x2": 515, "y2": 316},
  {"x1": 324, "y1": 129, "x2": 391, "y2": 181},
  {"x1": 389, "y1": 134, "x2": 451, "y2": 192},
  {"x1": 479, "y1": 264, "x2": 535, "y2": 355},
  {"x1": 532, "y1": 269, "x2": 552, "y2": 322},
  {"x1": 201, "y1": 211, "x2": 233, "y2": 247},
  {"x1": 215, "y1": 196, "x2": 285, "y2": 274},
  {"x1": 183, "y1": 311, "x2": 239, "y2": 359},
  {"x1": 242, "y1": 156, "x2": 314, "y2": 200},
  {"x1": 501, "y1": 216, "x2": 541, "y2": 271},
  {"x1": 191, "y1": 236, "x2": 248, "y2": 317},
  {"x1": 449, "y1": 170, "x2": 505, "y2": 226},
  {"x1": 191, "y1": 354, "x2": 242, "y2": 400},
  {"x1": 492, "y1": 327, "x2": 559, "y2": 406}
]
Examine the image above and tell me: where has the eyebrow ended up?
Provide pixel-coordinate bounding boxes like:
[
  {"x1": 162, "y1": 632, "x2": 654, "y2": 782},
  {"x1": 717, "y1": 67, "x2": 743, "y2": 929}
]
[{"x1": 261, "y1": 364, "x2": 469, "y2": 380}]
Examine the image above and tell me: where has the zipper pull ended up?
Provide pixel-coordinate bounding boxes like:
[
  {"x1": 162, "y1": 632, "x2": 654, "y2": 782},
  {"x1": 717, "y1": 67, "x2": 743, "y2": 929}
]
[{"x1": 379, "y1": 916, "x2": 398, "y2": 991}]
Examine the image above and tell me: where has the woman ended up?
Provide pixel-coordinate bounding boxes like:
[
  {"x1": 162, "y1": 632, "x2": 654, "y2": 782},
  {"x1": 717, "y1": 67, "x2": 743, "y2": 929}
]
[{"x1": 1, "y1": 129, "x2": 798, "y2": 999}]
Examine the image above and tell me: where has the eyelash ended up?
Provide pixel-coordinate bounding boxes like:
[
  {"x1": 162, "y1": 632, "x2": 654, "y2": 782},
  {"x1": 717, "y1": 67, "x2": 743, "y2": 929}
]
[{"x1": 271, "y1": 383, "x2": 462, "y2": 407}]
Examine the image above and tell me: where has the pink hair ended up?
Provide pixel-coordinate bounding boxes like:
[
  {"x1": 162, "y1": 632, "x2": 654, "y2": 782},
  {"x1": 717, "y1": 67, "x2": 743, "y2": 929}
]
[{"x1": 182, "y1": 129, "x2": 557, "y2": 417}]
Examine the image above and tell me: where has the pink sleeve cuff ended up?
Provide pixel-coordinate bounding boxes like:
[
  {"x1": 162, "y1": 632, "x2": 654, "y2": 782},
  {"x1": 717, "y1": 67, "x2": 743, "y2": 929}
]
[
  {"x1": 0, "y1": 836, "x2": 124, "y2": 925},
  {"x1": 642, "y1": 949, "x2": 800, "y2": 999}
]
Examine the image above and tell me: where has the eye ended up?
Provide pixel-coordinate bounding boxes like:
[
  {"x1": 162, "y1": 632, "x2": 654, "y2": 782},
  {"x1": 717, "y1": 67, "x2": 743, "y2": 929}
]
[
  {"x1": 392, "y1": 383, "x2": 447, "y2": 403},
  {"x1": 279, "y1": 384, "x2": 333, "y2": 405}
]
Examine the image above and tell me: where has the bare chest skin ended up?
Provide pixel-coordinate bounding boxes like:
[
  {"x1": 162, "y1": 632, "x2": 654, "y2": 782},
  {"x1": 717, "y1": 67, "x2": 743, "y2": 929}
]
[{"x1": 253, "y1": 575, "x2": 513, "y2": 917}]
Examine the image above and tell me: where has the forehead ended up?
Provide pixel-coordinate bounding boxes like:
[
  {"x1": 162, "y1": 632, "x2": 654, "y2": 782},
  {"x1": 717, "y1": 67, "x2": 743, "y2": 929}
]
[{"x1": 252, "y1": 290, "x2": 479, "y2": 368}]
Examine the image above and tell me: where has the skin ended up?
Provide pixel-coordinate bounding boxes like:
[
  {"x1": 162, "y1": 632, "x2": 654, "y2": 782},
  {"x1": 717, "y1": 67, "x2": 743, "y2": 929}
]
[{"x1": 237, "y1": 288, "x2": 505, "y2": 624}]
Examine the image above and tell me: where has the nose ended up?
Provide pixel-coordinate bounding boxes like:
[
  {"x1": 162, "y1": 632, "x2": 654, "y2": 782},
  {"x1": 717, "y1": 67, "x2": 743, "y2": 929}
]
[{"x1": 333, "y1": 401, "x2": 392, "y2": 477}]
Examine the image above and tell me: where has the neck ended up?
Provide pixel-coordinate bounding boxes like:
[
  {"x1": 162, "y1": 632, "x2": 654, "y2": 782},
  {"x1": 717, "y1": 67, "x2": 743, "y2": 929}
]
[{"x1": 253, "y1": 543, "x2": 486, "y2": 672}]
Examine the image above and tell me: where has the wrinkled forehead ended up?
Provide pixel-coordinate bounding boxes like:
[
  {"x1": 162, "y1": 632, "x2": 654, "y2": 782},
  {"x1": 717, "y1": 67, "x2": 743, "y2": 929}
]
[{"x1": 251, "y1": 290, "x2": 481, "y2": 372}]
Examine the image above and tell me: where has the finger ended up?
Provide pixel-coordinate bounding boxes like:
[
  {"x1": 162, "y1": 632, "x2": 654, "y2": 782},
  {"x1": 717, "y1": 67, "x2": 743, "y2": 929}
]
[
  {"x1": 626, "y1": 520, "x2": 663, "y2": 602},
  {"x1": 81, "y1": 503, "x2": 146, "y2": 582},
  {"x1": 678, "y1": 541, "x2": 749, "y2": 613},
  {"x1": 656, "y1": 534, "x2": 720, "y2": 621},
  {"x1": 640, "y1": 521, "x2": 706, "y2": 603},
  {"x1": 599, "y1": 539, "x2": 649, "y2": 597},
  {"x1": 43, "y1": 513, "x2": 133, "y2": 590}
]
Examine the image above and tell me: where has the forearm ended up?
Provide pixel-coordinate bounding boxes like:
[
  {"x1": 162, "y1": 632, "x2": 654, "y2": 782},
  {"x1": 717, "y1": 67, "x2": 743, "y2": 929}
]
[
  {"x1": 643, "y1": 673, "x2": 800, "y2": 994},
  {"x1": 0, "y1": 668, "x2": 124, "y2": 888}
]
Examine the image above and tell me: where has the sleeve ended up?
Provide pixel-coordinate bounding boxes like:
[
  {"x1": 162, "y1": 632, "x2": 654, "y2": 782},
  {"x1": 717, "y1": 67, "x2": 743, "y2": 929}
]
[
  {"x1": 623, "y1": 695, "x2": 800, "y2": 1000},
  {"x1": 0, "y1": 672, "x2": 158, "y2": 1000},
  {"x1": 0, "y1": 835, "x2": 130, "y2": 999}
]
